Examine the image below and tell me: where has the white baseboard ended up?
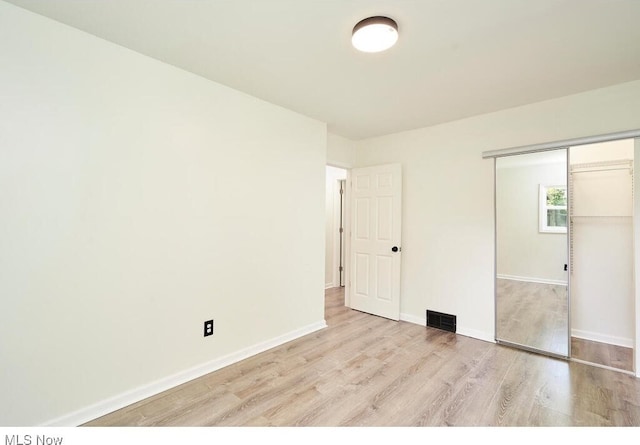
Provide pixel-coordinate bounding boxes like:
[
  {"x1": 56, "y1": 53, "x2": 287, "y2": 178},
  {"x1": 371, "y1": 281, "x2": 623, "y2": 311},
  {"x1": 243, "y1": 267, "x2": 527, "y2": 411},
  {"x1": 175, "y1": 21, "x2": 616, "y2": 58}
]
[
  {"x1": 399, "y1": 312, "x2": 424, "y2": 326},
  {"x1": 456, "y1": 327, "x2": 496, "y2": 344},
  {"x1": 571, "y1": 329, "x2": 634, "y2": 348},
  {"x1": 497, "y1": 274, "x2": 567, "y2": 286},
  {"x1": 400, "y1": 313, "x2": 495, "y2": 344},
  {"x1": 41, "y1": 320, "x2": 328, "y2": 427}
]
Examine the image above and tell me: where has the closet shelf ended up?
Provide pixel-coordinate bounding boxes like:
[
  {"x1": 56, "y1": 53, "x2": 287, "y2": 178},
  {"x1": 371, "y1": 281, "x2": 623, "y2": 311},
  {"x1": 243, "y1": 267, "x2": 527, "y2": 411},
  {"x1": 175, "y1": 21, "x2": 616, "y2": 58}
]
[
  {"x1": 570, "y1": 167, "x2": 632, "y2": 174},
  {"x1": 571, "y1": 215, "x2": 632, "y2": 218},
  {"x1": 570, "y1": 159, "x2": 633, "y2": 170}
]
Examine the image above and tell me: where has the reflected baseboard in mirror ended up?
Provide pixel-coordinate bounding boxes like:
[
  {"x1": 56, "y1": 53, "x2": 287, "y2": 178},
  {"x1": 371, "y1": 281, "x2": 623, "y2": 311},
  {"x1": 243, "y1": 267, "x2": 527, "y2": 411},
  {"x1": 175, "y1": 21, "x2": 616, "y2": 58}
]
[
  {"x1": 496, "y1": 279, "x2": 634, "y2": 373},
  {"x1": 496, "y1": 278, "x2": 569, "y2": 357}
]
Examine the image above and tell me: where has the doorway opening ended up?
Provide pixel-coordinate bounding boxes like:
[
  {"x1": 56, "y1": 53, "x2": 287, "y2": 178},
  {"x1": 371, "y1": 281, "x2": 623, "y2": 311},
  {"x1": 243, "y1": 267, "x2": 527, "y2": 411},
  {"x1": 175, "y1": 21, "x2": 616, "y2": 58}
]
[
  {"x1": 325, "y1": 166, "x2": 348, "y2": 290},
  {"x1": 325, "y1": 166, "x2": 348, "y2": 324}
]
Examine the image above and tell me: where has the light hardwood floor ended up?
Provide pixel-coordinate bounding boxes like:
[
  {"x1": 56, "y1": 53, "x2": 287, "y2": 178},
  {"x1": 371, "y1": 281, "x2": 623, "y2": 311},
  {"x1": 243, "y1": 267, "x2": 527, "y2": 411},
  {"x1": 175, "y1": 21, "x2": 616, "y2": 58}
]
[{"x1": 85, "y1": 287, "x2": 640, "y2": 427}]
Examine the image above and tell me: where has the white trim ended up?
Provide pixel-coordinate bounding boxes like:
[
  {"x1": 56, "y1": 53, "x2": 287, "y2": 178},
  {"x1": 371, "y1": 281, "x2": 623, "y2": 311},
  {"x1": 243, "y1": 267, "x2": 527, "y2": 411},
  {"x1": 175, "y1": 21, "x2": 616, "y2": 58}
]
[
  {"x1": 571, "y1": 329, "x2": 634, "y2": 348},
  {"x1": 497, "y1": 274, "x2": 567, "y2": 286},
  {"x1": 332, "y1": 177, "x2": 346, "y2": 288},
  {"x1": 326, "y1": 161, "x2": 353, "y2": 170},
  {"x1": 400, "y1": 313, "x2": 496, "y2": 344},
  {"x1": 456, "y1": 328, "x2": 496, "y2": 344},
  {"x1": 634, "y1": 137, "x2": 639, "y2": 379},
  {"x1": 343, "y1": 170, "x2": 352, "y2": 308},
  {"x1": 399, "y1": 312, "x2": 424, "y2": 326},
  {"x1": 41, "y1": 320, "x2": 328, "y2": 427}
]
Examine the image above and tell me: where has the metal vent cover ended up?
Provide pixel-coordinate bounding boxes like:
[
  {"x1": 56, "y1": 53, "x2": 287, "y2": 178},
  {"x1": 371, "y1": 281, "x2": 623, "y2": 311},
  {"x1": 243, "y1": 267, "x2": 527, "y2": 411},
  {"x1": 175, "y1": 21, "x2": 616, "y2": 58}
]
[{"x1": 426, "y1": 310, "x2": 456, "y2": 333}]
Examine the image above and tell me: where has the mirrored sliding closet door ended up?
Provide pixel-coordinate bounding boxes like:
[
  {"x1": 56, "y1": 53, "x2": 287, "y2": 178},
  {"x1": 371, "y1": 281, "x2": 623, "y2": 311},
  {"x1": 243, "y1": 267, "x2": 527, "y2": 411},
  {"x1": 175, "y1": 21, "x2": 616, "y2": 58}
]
[{"x1": 495, "y1": 149, "x2": 570, "y2": 358}]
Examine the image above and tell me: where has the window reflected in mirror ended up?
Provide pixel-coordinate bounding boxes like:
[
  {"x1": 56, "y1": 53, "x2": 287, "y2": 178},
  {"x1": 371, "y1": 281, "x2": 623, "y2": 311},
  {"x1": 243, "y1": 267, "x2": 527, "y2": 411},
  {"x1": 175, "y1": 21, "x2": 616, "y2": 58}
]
[
  {"x1": 495, "y1": 149, "x2": 569, "y2": 358},
  {"x1": 539, "y1": 184, "x2": 567, "y2": 233}
]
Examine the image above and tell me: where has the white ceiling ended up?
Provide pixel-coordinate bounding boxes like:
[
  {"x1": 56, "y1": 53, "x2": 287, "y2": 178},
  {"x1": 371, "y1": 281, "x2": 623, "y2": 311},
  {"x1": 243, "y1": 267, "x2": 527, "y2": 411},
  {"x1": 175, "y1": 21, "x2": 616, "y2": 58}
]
[{"x1": 5, "y1": 0, "x2": 640, "y2": 140}]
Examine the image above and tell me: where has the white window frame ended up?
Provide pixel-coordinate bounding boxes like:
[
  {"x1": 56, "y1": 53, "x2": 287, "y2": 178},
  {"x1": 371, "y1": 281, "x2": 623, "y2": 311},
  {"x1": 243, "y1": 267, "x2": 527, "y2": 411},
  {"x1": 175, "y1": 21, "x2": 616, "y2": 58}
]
[{"x1": 539, "y1": 184, "x2": 567, "y2": 234}]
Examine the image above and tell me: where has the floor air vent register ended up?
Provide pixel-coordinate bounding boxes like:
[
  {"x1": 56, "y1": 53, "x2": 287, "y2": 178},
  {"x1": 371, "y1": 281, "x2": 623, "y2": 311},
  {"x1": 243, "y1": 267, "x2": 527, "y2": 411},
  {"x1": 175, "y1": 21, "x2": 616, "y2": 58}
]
[{"x1": 426, "y1": 310, "x2": 457, "y2": 333}]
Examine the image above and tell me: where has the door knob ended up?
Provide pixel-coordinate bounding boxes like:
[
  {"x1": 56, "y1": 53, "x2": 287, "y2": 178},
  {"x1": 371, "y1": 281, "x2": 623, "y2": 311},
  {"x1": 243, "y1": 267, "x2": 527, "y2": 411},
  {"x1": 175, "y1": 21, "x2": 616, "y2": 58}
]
[{"x1": 392, "y1": 246, "x2": 400, "y2": 252}]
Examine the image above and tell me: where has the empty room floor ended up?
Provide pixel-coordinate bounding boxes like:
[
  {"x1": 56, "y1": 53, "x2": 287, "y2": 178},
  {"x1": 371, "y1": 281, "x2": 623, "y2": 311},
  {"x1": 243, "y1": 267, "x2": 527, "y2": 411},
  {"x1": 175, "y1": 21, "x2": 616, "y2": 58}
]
[{"x1": 85, "y1": 287, "x2": 640, "y2": 427}]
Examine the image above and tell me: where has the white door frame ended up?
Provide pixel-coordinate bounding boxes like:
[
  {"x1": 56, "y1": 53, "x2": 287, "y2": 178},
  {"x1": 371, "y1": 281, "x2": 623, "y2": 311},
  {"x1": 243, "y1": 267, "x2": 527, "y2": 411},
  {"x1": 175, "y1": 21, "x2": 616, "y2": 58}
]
[
  {"x1": 325, "y1": 165, "x2": 348, "y2": 289},
  {"x1": 344, "y1": 168, "x2": 352, "y2": 306}
]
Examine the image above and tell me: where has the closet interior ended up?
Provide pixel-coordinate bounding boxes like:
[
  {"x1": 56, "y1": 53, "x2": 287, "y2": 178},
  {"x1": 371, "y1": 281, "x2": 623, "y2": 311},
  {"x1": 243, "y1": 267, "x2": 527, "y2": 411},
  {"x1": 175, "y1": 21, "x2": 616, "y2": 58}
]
[{"x1": 569, "y1": 140, "x2": 634, "y2": 372}]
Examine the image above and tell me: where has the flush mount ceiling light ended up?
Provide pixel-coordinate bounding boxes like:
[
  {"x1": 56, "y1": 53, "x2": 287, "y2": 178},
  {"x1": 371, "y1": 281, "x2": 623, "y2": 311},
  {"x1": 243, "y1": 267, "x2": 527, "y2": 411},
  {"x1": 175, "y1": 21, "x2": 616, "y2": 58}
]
[{"x1": 352, "y1": 16, "x2": 398, "y2": 53}]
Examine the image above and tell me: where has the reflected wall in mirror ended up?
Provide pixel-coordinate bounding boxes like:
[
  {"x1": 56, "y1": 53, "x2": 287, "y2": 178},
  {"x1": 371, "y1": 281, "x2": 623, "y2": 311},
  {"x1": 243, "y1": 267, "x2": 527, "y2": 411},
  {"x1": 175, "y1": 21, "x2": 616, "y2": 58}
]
[{"x1": 495, "y1": 149, "x2": 569, "y2": 358}]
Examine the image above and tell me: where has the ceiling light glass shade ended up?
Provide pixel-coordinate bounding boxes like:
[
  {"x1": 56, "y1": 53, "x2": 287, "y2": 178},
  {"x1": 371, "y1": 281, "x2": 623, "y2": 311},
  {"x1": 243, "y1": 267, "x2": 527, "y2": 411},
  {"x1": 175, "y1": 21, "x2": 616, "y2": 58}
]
[{"x1": 352, "y1": 16, "x2": 398, "y2": 53}]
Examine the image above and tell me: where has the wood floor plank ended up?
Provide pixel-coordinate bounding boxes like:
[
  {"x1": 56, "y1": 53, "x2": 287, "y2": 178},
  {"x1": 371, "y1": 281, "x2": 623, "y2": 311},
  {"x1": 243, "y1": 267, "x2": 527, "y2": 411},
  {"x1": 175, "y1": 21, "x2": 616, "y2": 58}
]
[{"x1": 85, "y1": 287, "x2": 640, "y2": 427}]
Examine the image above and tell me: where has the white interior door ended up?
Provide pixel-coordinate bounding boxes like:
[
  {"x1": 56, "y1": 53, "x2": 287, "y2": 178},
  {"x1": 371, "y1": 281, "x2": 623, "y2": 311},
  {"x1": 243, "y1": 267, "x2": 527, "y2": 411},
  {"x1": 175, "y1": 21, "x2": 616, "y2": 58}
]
[{"x1": 349, "y1": 163, "x2": 402, "y2": 320}]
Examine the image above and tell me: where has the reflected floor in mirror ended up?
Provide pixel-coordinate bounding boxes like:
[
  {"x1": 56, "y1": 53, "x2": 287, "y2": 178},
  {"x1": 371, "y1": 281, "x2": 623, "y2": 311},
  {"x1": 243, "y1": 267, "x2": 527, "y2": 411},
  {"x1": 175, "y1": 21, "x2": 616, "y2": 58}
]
[
  {"x1": 496, "y1": 278, "x2": 569, "y2": 356},
  {"x1": 497, "y1": 279, "x2": 634, "y2": 373}
]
